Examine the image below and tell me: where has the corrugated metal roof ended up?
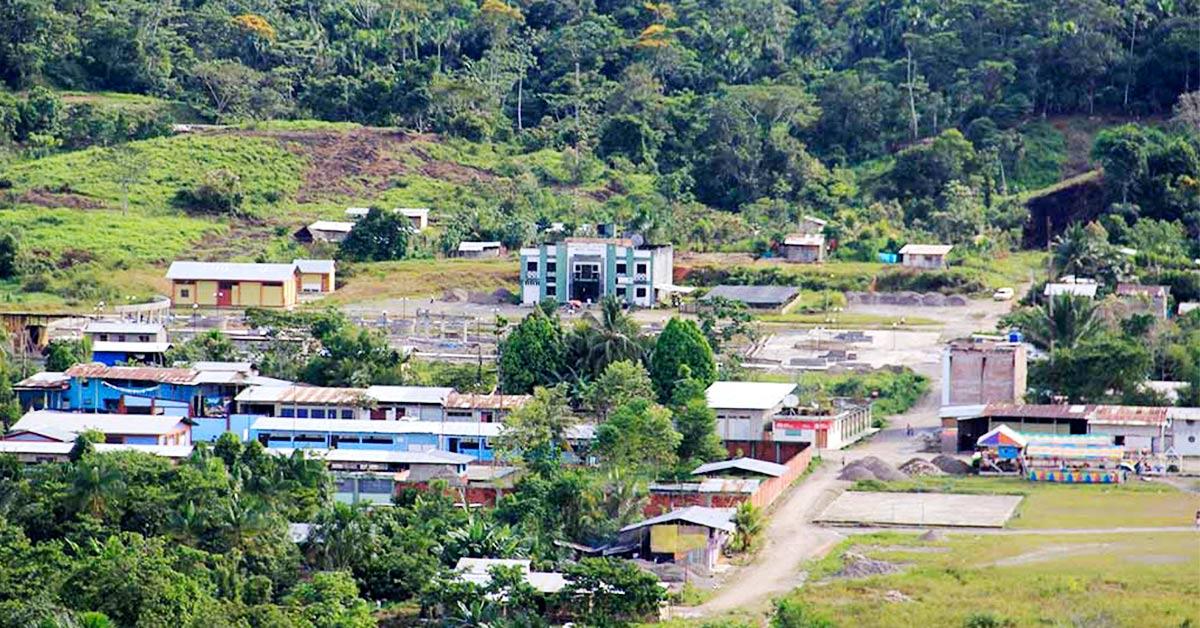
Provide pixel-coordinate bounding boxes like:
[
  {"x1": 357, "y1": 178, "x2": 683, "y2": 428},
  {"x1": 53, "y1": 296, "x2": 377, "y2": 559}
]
[
  {"x1": 0, "y1": 441, "x2": 193, "y2": 458},
  {"x1": 166, "y1": 261, "x2": 298, "y2": 282},
  {"x1": 84, "y1": 321, "x2": 165, "y2": 335},
  {"x1": 1116, "y1": 283, "x2": 1169, "y2": 297},
  {"x1": 249, "y1": 416, "x2": 596, "y2": 440},
  {"x1": 1044, "y1": 283, "x2": 1098, "y2": 298},
  {"x1": 619, "y1": 506, "x2": 736, "y2": 533},
  {"x1": 692, "y1": 457, "x2": 787, "y2": 478},
  {"x1": 192, "y1": 361, "x2": 254, "y2": 372},
  {"x1": 1167, "y1": 407, "x2": 1200, "y2": 421},
  {"x1": 899, "y1": 244, "x2": 953, "y2": 255},
  {"x1": 9, "y1": 410, "x2": 188, "y2": 437},
  {"x1": 782, "y1": 233, "x2": 825, "y2": 247},
  {"x1": 1088, "y1": 405, "x2": 1168, "y2": 427},
  {"x1": 294, "y1": 259, "x2": 335, "y2": 274},
  {"x1": 236, "y1": 385, "x2": 368, "y2": 405},
  {"x1": 14, "y1": 371, "x2": 70, "y2": 390},
  {"x1": 444, "y1": 392, "x2": 530, "y2": 410},
  {"x1": 66, "y1": 364, "x2": 199, "y2": 384},
  {"x1": 457, "y1": 241, "x2": 502, "y2": 252},
  {"x1": 279, "y1": 447, "x2": 473, "y2": 465},
  {"x1": 702, "y1": 285, "x2": 800, "y2": 306},
  {"x1": 91, "y1": 341, "x2": 171, "y2": 354},
  {"x1": 365, "y1": 386, "x2": 453, "y2": 405},
  {"x1": 706, "y1": 381, "x2": 797, "y2": 410},
  {"x1": 983, "y1": 403, "x2": 1091, "y2": 420},
  {"x1": 306, "y1": 221, "x2": 355, "y2": 233}
]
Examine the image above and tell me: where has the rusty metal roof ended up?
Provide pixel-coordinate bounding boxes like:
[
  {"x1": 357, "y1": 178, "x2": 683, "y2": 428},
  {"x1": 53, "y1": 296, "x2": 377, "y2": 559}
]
[
  {"x1": 14, "y1": 372, "x2": 71, "y2": 390},
  {"x1": 1087, "y1": 405, "x2": 1168, "y2": 426},
  {"x1": 445, "y1": 392, "x2": 531, "y2": 410},
  {"x1": 983, "y1": 403, "x2": 1168, "y2": 427},
  {"x1": 1116, "y1": 283, "x2": 1169, "y2": 297},
  {"x1": 236, "y1": 385, "x2": 368, "y2": 405},
  {"x1": 65, "y1": 364, "x2": 199, "y2": 384}
]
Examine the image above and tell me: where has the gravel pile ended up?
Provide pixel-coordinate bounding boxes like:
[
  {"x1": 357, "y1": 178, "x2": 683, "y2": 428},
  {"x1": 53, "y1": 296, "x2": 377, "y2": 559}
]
[
  {"x1": 931, "y1": 455, "x2": 972, "y2": 475},
  {"x1": 836, "y1": 552, "x2": 900, "y2": 578},
  {"x1": 837, "y1": 465, "x2": 877, "y2": 481},
  {"x1": 899, "y1": 457, "x2": 944, "y2": 477},
  {"x1": 838, "y1": 456, "x2": 907, "y2": 482},
  {"x1": 859, "y1": 456, "x2": 907, "y2": 481}
]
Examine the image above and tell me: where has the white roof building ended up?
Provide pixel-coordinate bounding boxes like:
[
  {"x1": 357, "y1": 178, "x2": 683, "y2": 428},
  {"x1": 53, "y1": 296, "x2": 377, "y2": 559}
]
[
  {"x1": 83, "y1": 321, "x2": 166, "y2": 336},
  {"x1": 306, "y1": 220, "x2": 355, "y2": 234},
  {"x1": 705, "y1": 382, "x2": 798, "y2": 411},
  {"x1": 365, "y1": 385, "x2": 454, "y2": 405},
  {"x1": 6, "y1": 411, "x2": 190, "y2": 443},
  {"x1": 454, "y1": 558, "x2": 567, "y2": 594},
  {"x1": 691, "y1": 457, "x2": 788, "y2": 477},
  {"x1": 1044, "y1": 283, "x2": 1099, "y2": 298},
  {"x1": 457, "y1": 241, "x2": 502, "y2": 253},
  {"x1": 619, "y1": 506, "x2": 735, "y2": 533},
  {"x1": 166, "y1": 262, "x2": 298, "y2": 283},
  {"x1": 898, "y1": 244, "x2": 954, "y2": 256},
  {"x1": 295, "y1": 259, "x2": 336, "y2": 274}
]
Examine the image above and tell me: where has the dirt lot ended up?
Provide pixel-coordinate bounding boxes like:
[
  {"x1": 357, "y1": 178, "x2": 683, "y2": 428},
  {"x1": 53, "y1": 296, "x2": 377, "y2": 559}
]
[{"x1": 817, "y1": 492, "x2": 1024, "y2": 528}]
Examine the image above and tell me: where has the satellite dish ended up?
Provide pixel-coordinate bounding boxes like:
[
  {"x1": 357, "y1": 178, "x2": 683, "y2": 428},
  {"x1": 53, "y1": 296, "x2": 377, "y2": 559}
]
[
  {"x1": 630, "y1": 233, "x2": 645, "y2": 247},
  {"x1": 783, "y1": 394, "x2": 800, "y2": 407}
]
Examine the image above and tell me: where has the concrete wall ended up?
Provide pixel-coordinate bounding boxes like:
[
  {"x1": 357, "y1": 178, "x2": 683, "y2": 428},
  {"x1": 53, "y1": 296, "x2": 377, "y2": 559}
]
[
  {"x1": 943, "y1": 344, "x2": 1026, "y2": 406},
  {"x1": 645, "y1": 446, "x2": 812, "y2": 515}
]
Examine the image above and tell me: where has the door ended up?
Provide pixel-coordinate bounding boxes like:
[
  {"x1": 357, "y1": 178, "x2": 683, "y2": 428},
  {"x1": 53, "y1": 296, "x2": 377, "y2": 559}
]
[
  {"x1": 217, "y1": 282, "x2": 235, "y2": 307},
  {"x1": 571, "y1": 262, "x2": 601, "y2": 302}
]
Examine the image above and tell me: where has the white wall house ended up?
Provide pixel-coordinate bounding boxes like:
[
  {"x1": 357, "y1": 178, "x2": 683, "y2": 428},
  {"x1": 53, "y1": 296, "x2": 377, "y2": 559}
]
[{"x1": 518, "y1": 238, "x2": 673, "y2": 307}]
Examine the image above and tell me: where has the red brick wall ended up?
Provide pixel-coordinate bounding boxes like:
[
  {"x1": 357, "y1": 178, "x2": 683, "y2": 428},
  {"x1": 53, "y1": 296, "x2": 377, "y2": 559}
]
[
  {"x1": 723, "y1": 440, "x2": 808, "y2": 464},
  {"x1": 644, "y1": 446, "x2": 813, "y2": 516}
]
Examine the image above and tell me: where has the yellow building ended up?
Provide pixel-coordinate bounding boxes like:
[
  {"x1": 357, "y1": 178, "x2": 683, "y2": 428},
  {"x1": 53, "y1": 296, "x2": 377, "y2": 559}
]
[
  {"x1": 295, "y1": 259, "x2": 337, "y2": 294},
  {"x1": 167, "y1": 261, "x2": 301, "y2": 308}
]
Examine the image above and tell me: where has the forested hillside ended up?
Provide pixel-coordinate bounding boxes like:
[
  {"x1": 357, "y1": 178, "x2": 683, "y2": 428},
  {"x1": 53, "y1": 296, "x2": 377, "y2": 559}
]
[{"x1": 0, "y1": 0, "x2": 1198, "y2": 306}]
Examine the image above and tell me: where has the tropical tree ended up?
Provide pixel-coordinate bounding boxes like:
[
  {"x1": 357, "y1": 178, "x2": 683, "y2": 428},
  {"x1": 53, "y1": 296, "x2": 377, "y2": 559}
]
[
  {"x1": 309, "y1": 503, "x2": 376, "y2": 571},
  {"x1": 577, "y1": 296, "x2": 644, "y2": 377},
  {"x1": 1016, "y1": 294, "x2": 1101, "y2": 351},
  {"x1": 649, "y1": 318, "x2": 717, "y2": 402},
  {"x1": 70, "y1": 458, "x2": 126, "y2": 519},
  {"x1": 498, "y1": 308, "x2": 565, "y2": 394},
  {"x1": 494, "y1": 385, "x2": 576, "y2": 473},
  {"x1": 594, "y1": 398, "x2": 681, "y2": 474},
  {"x1": 585, "y1": 360, "x2": 656, "y2": 421},
  {"x1": 559, "y1": 558, "x2": 665, "y2": 625}
]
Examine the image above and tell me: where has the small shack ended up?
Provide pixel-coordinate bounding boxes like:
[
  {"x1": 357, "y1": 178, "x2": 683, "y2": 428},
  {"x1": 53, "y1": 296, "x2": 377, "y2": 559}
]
[
  {"x1": 1043, "y1": 282, "x2": 1098, "y2": 299},
  {"x1": 619, "y1": 506, "x2": 735, "y2": 571},
  {"x1": 780, "y1": 233, "x2": 826, "y2": 263},
  {"x1": 397, "y1": 207, "x2": 429, "y2": 231},
  {"x1": 702, "y1": 285, "x2": 800, "y2": 312},
  {"x1": 294, "y1": 259, "x2": 336, "y2": 294},
  {"x1": 899, "y1": 244, "x2": 953, "y2": 270},
  {"x1": 1115, "y1": 283, "x2": 1170, "y2": 319},
  {"x1": 295, "y1": 220, "x2": 356, "y2": 243},
  {"x1": 975, "y1": 424, "x2": 1027, "y2": 473},
  {"x1": 456, "y1": 241, "x2": 503, "y2": 259}
]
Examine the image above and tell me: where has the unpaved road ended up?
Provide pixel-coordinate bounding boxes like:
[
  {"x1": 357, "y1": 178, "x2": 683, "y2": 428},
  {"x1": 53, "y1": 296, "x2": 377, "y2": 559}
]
[{"x1": 679, "y1": 384, "x2": 947, "y2": 616}]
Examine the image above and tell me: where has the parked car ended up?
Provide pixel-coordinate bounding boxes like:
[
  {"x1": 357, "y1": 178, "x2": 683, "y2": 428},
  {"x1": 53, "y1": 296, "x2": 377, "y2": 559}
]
[{"x1": 992, "y1": 287, "x2": 1014, "y2": 301}]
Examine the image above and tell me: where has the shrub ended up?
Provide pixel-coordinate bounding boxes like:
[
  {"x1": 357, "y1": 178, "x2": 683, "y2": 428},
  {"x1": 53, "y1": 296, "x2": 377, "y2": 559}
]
[{"x1": 173, "y1": 169, "x2": 244, "y2": 215}]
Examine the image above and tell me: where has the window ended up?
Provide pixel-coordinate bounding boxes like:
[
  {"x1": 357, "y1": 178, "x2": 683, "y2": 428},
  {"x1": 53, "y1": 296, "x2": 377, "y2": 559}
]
[
  {"x1": 138, "y1": 335, "x2": 150, "y2": 342},
  {"x1": 180, "y1": 288, "x2": 190, "y2": 298},
  {"x1": 526, "y1": 260, "x2": 538, "y2": 272},
  {"x1": 546, "y1": 285, "x2": 557, "y2": 297},
  {"x1": 310, "y1": 408, "x2": 326, "y2": 419},
  {"x1": 296, "y1": 408, "x2": 309, "y2": 418},
  {"x1": 636, "y1": 287, "x2": 647, "y2": 298},
  {"x1": 98, "y1": 334, "x2": 109, "y2": 342},
  {"x1": 546, "y1": 261, "x2": 557, "y2": 272},
  {"x1": 341, "y1": 409, "x2": 354, "y2": 419},
  {"x1": 1114, "y1": 435, "x2": 1125, "y2": 446},
  {"x1": 616, "y1": 262, "x2": 627, "y2": 274},
  {"x1": 636, "y1": 263, "x2": 647, "y2": 274},
  {"x1": 281, "y1": 408, "x2": 295, "y2": 418}
]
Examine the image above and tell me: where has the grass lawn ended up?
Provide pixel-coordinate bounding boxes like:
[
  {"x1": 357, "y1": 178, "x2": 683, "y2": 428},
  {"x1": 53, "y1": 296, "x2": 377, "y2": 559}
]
[
  {"x1": 852, "y1": 476, "x2": 1200, "y2": 530},
  {"x1": 786, "y1": 531, "x2": 1199, "y2": 627},
  {"x1": 324, "y1": 258, "x2": 520, "y2": 303}
]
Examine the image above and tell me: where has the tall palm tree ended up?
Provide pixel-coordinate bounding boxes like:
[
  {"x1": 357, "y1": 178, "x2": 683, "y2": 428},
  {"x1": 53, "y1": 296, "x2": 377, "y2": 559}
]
[
  {"x1": 70, "y1": 459, "x2": 126, "y2": 519},
  {"x1": 1028, "y1": 294, "x2": 1100, "y2": 350},
  {"x1": 581, "y1": 296, "x2": 644, "y2": 377}
]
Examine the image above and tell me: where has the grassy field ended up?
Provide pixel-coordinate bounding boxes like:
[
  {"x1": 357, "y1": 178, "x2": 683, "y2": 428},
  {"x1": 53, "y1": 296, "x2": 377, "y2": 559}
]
[
  {"x1": 852, "y1": 476, "x2": 1200, "y2": 529},
  {"x1": 782, "y1": 530, "x2": 1199, "y2": 627},
  {"x1": 324, "y1": 258, "x2": 520, "y2": 303}
]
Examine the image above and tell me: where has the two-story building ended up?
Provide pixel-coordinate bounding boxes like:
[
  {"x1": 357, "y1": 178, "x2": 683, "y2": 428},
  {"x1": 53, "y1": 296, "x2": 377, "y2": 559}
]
[
  {"x1": 83, "y1": 321, "x2": 172, "y2": 366},
  {"x1": 235, "y1": 385, "x2": 371, "y2": 420},
  {"x1": 518, "y1": 238, "x2": 673, "y2": 307},
  {"x1": 4, "y1": 410, "x2": 192, "y2": 446}
]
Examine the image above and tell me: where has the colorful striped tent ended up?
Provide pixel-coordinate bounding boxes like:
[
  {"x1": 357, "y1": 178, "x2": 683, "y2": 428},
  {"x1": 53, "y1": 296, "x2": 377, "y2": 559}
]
[{"x1": 976, "y1": 424, "x2": 1028, "y2": 448}]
